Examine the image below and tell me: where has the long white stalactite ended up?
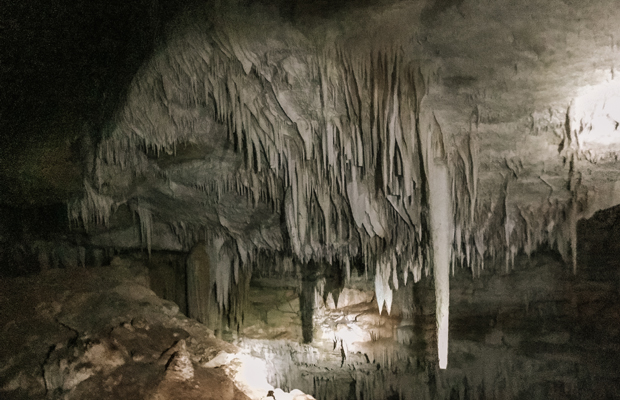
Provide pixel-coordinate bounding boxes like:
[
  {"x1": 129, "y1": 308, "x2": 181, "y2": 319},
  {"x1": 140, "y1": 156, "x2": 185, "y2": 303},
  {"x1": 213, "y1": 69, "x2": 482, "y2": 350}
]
[
  {"x1": 425, "y1": 113, "x2": 453, "y2": 370},
  {"x1": 429, "y1": 160, "x2": 452, "y2": 369}
]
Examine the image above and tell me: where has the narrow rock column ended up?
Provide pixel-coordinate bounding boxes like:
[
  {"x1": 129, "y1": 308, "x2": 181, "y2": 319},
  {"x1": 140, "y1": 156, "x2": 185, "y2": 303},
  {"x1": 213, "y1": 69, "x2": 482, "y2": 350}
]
[
  {"x1": 425, "y1": 113, "x2": 453, "y2": 370},
  {"x1": 428, "y1": 159, "x2": 452, "y2": 369},
  {"x1": 568, "y1": 158, "x2": 580, "y2": 275},
  {"x1": 300, "y1": 261, "x2": 320, "y2": 343},
  {"x1": 186, "y1": 241, "x2": 211, "y2": 325}
]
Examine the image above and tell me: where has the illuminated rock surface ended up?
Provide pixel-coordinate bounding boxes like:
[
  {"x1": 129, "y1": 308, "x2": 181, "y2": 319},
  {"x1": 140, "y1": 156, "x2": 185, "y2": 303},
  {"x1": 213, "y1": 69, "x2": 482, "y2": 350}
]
[
  {"x1": 0, "y1": 263, "x2": 313, "y2": 400},
  {"x1": 2, "y1": 0, "x2": 620, "y2": 398}
]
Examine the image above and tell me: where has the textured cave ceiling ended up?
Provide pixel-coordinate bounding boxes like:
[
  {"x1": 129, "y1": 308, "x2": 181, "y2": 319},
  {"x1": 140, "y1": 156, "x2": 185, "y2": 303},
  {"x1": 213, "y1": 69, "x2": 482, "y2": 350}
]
[
  {"x1": 61, "y1": 0, "x2": 620, "y2": 266},
  {"x1": 2, "y1": 0, "x2": 620, "y2": 369}
]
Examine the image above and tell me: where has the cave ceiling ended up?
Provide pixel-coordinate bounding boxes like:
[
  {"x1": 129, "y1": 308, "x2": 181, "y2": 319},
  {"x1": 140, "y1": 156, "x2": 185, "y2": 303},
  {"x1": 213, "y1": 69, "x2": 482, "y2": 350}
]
[{"x1": 58, "y1": 0, "x2": 620, "y2": 264}]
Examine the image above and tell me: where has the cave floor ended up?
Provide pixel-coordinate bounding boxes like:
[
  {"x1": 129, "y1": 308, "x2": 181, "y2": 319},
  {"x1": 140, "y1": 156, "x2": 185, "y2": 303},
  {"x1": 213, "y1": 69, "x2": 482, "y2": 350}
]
[{"x1": 0, "y1": 264, "x2": 258, "y2": 400}]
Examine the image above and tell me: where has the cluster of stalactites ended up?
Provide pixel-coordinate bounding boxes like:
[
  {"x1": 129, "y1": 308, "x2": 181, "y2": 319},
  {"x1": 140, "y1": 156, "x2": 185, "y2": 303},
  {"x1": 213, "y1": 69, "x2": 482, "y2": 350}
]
[
  {"x1": 187, "y1": 167, "x2": 284, "y2": 213},
  {"x1": 103, "y1": 25, "x2": 437, "y2": 267},
  {"x1": 184, "y1": 230, "x2": 255, "y2": 318},
  {"x1": 71, "y1": 17, "x2": 589, "y2": 317},
  {"x1": 74, "y1": 20, "x2": 466, "y2": 316},
  {"x1": 67, "y1": 180, "x2": 115, "y2": 231},
  {"x1": 462, "y1": 100, "x2": 586, "y2": 276},
  {"x1": 476, "y1": 192, "x2": 584, "y2": 274},
  {"x1": 447, "y1": 103, "x2": 587, "y2": 278}
]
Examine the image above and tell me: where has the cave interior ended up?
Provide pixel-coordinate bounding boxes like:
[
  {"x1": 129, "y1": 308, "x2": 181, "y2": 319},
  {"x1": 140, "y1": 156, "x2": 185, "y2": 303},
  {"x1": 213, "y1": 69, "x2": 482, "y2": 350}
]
[{"x1": 2, "y1": 0, "x2": 620, "y2": 399}]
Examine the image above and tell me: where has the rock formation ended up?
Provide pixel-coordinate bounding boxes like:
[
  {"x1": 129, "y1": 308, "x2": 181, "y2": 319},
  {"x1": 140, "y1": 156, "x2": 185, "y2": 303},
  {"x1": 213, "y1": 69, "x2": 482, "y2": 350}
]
[
  {"x1": 187, "y1": 242, "x2": 212, "y2": 325},
  {"x1": 2, "y1": 0, "x2": 620, "y2": 398}
]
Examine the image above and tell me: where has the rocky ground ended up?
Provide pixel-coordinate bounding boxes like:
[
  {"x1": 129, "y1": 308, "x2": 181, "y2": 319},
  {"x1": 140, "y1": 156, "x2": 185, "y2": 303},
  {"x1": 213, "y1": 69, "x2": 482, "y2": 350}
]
[{"x1": 0, "y1": 259, "x2": 313, "y2": 400}]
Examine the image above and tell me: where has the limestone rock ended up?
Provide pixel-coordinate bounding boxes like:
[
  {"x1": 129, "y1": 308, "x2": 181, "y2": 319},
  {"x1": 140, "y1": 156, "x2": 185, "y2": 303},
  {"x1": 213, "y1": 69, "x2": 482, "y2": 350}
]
[
  {"x1": 43, "y1": 337, "x2": 128, "y2": 392},
  {"x1": 163, "y1": 340, "x2": 194, "y2": 381}
]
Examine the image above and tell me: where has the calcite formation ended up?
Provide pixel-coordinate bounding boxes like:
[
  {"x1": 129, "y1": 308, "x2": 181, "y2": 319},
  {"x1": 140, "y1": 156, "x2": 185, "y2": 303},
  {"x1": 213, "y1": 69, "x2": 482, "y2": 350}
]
[{"x1": 65, "y1": 0, "x2": 620, "y2": 368}]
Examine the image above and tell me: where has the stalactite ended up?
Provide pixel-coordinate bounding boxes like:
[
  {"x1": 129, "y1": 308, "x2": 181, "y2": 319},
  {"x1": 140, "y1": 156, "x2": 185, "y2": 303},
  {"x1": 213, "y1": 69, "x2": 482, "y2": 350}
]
[
  {"x1": 136, "y1": 203, "x2": 153, "y2": 256},
  {"x1": 425, "y1": 114, "x2": 453, "y2": 370},
  {"x1": 186, "y1": 241, "x2": 211, "y2": 325},
  {"x1": 568, "y1": 158, "x2": 581, "y2": 275},
  {"x1": 213, "y1": 236, "x2": 234, "y2": 311},
  {"x1": 375, "y1": 258, "x2": 393, "y2": 315},
  {"x1": 68, "y1": 181, "x2": 115, "y2": 231}
]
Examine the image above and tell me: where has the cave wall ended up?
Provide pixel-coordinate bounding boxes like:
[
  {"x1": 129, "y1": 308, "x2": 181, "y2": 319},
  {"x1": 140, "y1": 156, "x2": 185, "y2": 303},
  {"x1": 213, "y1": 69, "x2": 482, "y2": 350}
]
[
  {"x1": 57, "y1": 0, "x2": 620, "y2": 372},
  {"x1": 2, "y1": 188, "x2": 620, "y2": 399},
  {"x1": 3, "y1": 0, "x2": 620, "y2": 397},
  {"x1": 98, "y1": 208, "x2": 620, "y2": 399},
  {"x1": 236, "y1": 249, "x2": 620, "y2": 400}
]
